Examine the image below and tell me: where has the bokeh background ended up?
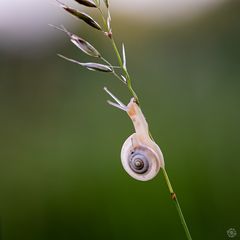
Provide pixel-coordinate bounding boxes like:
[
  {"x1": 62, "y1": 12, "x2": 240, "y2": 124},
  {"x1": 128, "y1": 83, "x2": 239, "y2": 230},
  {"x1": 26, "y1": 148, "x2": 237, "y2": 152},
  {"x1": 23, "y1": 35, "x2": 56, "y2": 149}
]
[{"x1": 0, "y1": 0, "x2": 239, "y2": 239}]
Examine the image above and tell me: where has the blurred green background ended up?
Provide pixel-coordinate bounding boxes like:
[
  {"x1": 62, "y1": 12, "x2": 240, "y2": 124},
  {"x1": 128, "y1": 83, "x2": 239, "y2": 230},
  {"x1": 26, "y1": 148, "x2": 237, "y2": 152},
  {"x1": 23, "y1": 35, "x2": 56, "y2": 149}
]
[{"x1": 0, "y1": 0, "x2": 240, "y2": 239}]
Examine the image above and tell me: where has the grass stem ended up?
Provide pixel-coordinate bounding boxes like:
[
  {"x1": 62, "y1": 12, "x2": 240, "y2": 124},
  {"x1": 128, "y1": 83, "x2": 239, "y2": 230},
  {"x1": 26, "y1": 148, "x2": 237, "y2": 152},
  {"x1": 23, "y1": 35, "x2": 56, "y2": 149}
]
[
  {"x1": 162, "y1": 168, "x2": 192, "y2": 240},
  {"x1": 96, "y1": 6, "x2": 192, "y2": 239},
  {"x1": 110, "y1": 38, "x2": 139, "y2": 103}
]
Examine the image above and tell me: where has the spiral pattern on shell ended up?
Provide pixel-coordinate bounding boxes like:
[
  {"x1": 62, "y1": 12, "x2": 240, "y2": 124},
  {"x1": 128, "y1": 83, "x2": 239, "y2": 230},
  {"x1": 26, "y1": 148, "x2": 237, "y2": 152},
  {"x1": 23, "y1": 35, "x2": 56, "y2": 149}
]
[
  {"x1": 128, "y1": 147, "x2": 150, "y2": 174},
  {"x1": 121, "y1": 134, "x2": 164, "y2": 181}
]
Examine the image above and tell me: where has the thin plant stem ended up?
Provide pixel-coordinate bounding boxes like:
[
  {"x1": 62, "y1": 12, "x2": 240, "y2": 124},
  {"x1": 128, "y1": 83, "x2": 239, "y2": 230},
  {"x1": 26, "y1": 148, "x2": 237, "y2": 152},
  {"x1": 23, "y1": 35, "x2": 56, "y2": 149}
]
[
  {"x1": 97, "y1": 6, "x2": 139, "y2": 103},
  {"x1": 96, "y1": 5, "x2": 192, "y2": 239},
  {"x1": 162, "y1": 168, "x2": 192, "y2": 240},
  {"x1": 108, "y1": 21, "x2": 192, "y2": 240},
  {"x1": 110, "y1": 38, "x2": 139, "y2": 103}
]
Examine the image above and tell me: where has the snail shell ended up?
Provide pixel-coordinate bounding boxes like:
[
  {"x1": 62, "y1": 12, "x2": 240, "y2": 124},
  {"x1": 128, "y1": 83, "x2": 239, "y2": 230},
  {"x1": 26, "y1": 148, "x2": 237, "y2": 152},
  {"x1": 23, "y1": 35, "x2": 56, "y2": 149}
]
[
  {"x1": 121, "y1": 99, "x2": 164, "y2": 181},
  {"x1": 121, "y1": 133, "x2": 163, "y2": 181}
]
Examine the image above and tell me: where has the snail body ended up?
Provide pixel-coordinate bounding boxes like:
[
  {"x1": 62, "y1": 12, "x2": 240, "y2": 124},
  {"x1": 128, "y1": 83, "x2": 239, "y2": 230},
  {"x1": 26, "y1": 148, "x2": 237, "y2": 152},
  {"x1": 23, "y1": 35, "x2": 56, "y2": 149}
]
[
  {"x1": 121, "y1": 99, "x2": 164, "y2": 181},
  {"x1": 104, "y1": 88, "x2": 164, "y2": 181}
]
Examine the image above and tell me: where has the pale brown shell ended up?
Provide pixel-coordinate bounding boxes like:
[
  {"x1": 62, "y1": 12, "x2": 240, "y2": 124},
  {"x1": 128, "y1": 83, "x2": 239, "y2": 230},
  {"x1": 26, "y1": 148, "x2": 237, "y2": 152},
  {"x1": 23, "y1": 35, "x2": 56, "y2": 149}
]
[{"x1": 121, "y1": 133, "x2": 164, "y2": 181}]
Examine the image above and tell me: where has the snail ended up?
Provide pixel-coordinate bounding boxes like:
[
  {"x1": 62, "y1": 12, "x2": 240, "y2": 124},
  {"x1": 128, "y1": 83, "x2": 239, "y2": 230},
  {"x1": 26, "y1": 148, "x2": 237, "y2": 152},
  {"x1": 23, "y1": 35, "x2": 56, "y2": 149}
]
[{"x1": 104, "y1": 87, "x2": 165, "y2": 181}]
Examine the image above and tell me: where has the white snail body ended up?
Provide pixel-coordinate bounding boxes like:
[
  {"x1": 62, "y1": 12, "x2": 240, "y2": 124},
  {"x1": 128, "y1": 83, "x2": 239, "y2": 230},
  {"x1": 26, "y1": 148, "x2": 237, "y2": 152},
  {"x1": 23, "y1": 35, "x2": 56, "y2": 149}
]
[
  {"x1": 121, "y1": 99, "x2": 164, "y2": 181},
  {"x1": 104, "y1": 88, "x2": 164, "y2": 181}
]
